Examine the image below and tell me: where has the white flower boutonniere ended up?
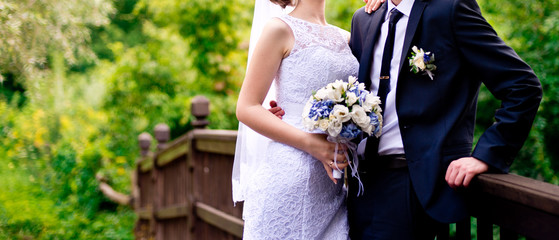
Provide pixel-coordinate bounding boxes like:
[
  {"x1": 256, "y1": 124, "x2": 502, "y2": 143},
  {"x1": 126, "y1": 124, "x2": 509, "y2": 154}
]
[{"x1": 409, "y1": 46, "x2": 436, "y2": 80}]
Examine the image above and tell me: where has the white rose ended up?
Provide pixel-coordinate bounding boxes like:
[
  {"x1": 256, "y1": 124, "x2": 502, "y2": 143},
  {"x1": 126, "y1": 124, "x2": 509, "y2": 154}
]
[
  {"x1": 358, "y1": 82, "x2": 366, "y2": 92},
  {"x1": 327, "y1": 120, "x2": 343, "y2": 137},
  {"x1": 318, "y1": 119, "x2": 330, "y2": 131},
  {"x1": 412, "y1": 46, "x2": 420, "y2": 54},
  {"x1": 332, "y1": 80, "x2": 344, "y2": 90},
  {"x1": 363, "y1": 94, "x2": 381, "y2": 112},
  {"x1": 329, "y1": 80, "x2": 345, "y2": 102},
  {"x1": 411, "y1": 46, "x2": 427, "y2": 70},
  {"x1": 302, "y1": 98, "x2": 313, "y2": 118},
  {"x1": 373, "y1": 104, "x2": 382, "y2": 114},
  {"x1": 342, "y1": 81, "x2": 349, "y2": 91},
  {"x1": 346, "y1": 92, "x2": 358, "y2": 106},
  {"x1": 314, "y1": 88, "x2": 328, "y2": 100},
  {"x1": 303, "y1": 117, "x2": 317, "y2": 130},
  {"x1": 326, "y1": 88, "x2": 343, "y2": 102},
  {"x1": 413, "y1": 55, "x2": 426, "y2": 70},
  {"x1": 348, "y1": 76, "x2": 357, "y2": 85},
  {"x1": 351, "y1": 105, "x2": 371, "y2": 129},
  {"x1": 332, "y1": 105, "x2": 351, "y2": 123},
  {"x1": 363, "y1": 124, "x2": 373, "y2": 135}
]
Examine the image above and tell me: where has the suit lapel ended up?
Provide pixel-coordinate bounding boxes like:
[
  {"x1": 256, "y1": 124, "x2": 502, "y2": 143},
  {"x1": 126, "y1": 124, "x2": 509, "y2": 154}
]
[
  {"x1": 398, "y1": 0, "x2": 428, "y2": 73},
  {"x1": 359, "y1": 4, "x2": 387, "y2": 90}
]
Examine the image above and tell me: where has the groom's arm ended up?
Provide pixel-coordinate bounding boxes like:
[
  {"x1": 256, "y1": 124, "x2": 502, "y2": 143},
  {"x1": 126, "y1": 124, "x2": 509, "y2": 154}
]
[
  {"x1": 446, "y1": 0, "x2": 542, "y2": 186},
  {"x1": 269, "y1": 100, "x2": 285, "y2": 119}
]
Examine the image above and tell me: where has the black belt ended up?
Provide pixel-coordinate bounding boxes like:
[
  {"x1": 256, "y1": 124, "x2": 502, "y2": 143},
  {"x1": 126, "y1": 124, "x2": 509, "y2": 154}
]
[{"x1": 359, "y1": 154, "x2": 408, "y2": 173}]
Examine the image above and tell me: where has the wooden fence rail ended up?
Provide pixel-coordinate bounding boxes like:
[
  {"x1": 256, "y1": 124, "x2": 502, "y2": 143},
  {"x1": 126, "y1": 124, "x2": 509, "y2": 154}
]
[{"x1": 98, "y1": 95, "x2": 559, "y2": 239}]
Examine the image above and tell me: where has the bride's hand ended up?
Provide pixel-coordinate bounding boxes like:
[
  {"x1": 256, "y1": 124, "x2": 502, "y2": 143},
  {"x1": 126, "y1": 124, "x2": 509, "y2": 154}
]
[
  {"x1": 363, "y1": 0, "x2": 386, "y2": 14},
  {"x1": 304, "y1": 134, "x2": 349, "y2": 184}
]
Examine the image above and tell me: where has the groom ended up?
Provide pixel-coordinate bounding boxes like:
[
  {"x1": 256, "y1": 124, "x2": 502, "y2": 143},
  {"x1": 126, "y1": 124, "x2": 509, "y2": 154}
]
[{"x1": 346, "y1": 0, "x2": 542, "y2": 239}]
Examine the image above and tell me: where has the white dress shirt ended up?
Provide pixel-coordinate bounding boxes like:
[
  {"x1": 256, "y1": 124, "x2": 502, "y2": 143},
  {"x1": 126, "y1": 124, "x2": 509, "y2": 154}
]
[{"x1": 359, "y1": 0, "x2": 414, "y2": 157}]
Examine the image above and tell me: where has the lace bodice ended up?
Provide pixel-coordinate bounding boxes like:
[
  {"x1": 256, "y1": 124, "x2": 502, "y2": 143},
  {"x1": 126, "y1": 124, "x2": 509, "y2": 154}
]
[
  {"x1": 275, "y1": 15, "x2": 360, "y2": 130},
  {"x1": 241, "y1": 14, "x2": 359, "y2": 240}
]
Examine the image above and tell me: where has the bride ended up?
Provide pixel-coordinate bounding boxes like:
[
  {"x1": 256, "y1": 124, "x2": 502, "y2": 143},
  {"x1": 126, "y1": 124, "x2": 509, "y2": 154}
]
[{"x1": 234, "y1": 0, "x2": 382, "y2": 239}]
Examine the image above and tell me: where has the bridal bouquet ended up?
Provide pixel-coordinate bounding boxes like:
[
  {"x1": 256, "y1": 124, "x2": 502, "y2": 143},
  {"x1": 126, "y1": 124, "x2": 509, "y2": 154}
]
[{"x1": 302, "y1": 76, "x2": 383, "y2": 181}]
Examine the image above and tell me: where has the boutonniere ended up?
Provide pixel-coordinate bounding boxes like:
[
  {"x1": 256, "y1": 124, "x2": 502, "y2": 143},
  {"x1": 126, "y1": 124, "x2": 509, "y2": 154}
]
[{"x1": 409, "y1": 46, "x2": 436, "y2": 80}]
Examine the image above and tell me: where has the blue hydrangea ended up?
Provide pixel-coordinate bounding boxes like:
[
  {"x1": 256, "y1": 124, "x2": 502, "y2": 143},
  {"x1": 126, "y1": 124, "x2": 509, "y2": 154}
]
[
  {"x1": 351, "y1": 86, "x2": 361, "y2": 98},
  {"x1": 369, "y1": 113, "x2": 380, "y2": 135},
  {"x1": 348, "y1": 85, "x2": 360, "y2": 96},
  {"x1": 340, "y1": 122, "x2": 361, "y2": 139},
  {"x1": 309, "y1": 99, "x2": 334, "y2": 120},
  {"x1": 318, "y1": 100, "x2": 334, "y2": 118},
  {"x1": 359, "y1": 91, "x2": 368, "y2": 106},
  {"x1": 308, "y1": 100, "x2": 320, "y2": 120}
]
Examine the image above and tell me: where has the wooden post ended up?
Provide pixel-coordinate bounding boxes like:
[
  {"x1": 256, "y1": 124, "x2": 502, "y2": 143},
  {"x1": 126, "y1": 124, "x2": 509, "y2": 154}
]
[
  {"x1": 134, "y1": 132, "x2": 152, "y2": 209},
  {"x1": 185, "y1": 131, "x2": 197, "y2": 239},
  {"x1": 192, "y1": 95, "x2": 210, "y2": 128},
  {"x1": 500, "y1": 227, "x2": 518, "y2": 240},
  {"x1": 135, "y1": 132, "x2": 153, "y2": 240},
  {"x1": 477, "y1": 217, "x2": 493, "y2": 240},
  {"x1": 456, "y1": 217, "x2": 471, "y2": 240},
  {"x1": 153, "y1": 124, "x2": 170, "y2": 240},
  {"x1": 435, "y1": 224, "x2": 449, "y2": 240},
  {"x1": 139, "y1": 132, "x2": 152, "y2": 157},
  {"x1": 154, "y1": 124, "x2": 170, "y2": 151}
]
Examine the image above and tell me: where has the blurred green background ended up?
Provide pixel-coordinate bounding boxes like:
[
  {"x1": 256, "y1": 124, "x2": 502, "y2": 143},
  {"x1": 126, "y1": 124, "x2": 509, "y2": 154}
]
[{"x1": 0, "y1": 0, "x2": 557, "y2": 238}]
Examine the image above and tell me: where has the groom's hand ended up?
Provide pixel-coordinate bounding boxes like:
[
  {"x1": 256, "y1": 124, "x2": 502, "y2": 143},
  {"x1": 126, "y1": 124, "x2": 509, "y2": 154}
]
[
  {"x1": 268, "y1": 100, "x2": 285, "y2": 119},
  {"x1": 445, "y1": 157, "x2": 489, "y2": 189}
]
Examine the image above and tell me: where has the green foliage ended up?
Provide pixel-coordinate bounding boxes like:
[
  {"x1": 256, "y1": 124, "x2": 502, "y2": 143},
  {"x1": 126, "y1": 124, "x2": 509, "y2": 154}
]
[
  {"x1": 326, "y1": 1, "x2": 365, "y2": 31},
  {"x1": 0, "y1": 55, "x2": 135, "y2": 239},
  {"x1": 137, "y1": 0, "x2": 253, "y2": 94}
]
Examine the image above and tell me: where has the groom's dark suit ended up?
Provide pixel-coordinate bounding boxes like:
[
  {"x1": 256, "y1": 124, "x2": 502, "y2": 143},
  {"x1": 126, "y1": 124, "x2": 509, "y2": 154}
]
[{"x1": 348, "y1": 0, "x2": 542, "y2": 238}]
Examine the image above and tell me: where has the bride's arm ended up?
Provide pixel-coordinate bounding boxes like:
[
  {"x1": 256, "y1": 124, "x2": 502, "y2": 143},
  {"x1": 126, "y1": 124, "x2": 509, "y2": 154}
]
[{"x1": 237, "y1": 19, "x2": 347, "y2": 183}]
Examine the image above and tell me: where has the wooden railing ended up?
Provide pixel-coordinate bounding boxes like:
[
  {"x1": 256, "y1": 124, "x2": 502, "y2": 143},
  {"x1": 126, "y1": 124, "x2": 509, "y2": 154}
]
[
  {"x1": 438, "y1": 173, "x2": 559, "y2": 240},
  {"x1": 133, "y1": 127, "x2": 242, "y2": 240},
  {"x1": 128, "y1": 96, "x2": 243, "y2": 240},
  {"x1": 98, "y1": 95, "x2": 559, "y2": 240}
]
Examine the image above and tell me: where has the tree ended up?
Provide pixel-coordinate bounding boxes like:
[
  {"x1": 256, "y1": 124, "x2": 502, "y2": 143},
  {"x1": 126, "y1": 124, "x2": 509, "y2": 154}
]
[{"x1": 0, "y1": 0, "x2": 113, "y2": 84}]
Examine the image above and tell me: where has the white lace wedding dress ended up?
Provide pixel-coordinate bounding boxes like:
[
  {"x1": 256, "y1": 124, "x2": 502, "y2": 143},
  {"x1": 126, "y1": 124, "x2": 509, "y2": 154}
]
[{"x1": 242, "y1": 14, "x2": 359, "y2": 240}]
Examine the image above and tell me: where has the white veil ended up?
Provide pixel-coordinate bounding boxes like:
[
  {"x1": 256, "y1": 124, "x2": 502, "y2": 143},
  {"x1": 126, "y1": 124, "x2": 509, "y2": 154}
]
[{"x1": 232, "y1": 0, "x2": 293, "y2": 204}]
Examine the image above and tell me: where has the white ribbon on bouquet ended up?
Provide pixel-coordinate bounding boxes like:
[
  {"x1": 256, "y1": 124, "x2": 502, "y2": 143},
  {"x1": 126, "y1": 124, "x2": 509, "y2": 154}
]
[{"x1": 328, "y1": 136, "x2": 364, "y2": 196}]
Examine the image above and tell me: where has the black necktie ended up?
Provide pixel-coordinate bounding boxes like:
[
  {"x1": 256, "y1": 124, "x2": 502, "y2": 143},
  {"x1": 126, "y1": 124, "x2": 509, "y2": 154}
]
[
  {"x1": 378, "y1": 8, "x2": 403, "y2": 114},
  {"x1": 364, "y1": 8, "x2": 404, "y2": 160}
]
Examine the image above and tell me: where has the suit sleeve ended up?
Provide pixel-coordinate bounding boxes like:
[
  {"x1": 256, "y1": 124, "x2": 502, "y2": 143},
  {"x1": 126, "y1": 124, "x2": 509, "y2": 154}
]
[
  {"x1": 349, "y1": 7, "x2": 367, "y2": 61},
  {"x1": 349, "y1": 13, "x2": 356, "y2": 51},
  {"x1": 451, "y1": 0, "x2": 542, "y2": 172}
]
